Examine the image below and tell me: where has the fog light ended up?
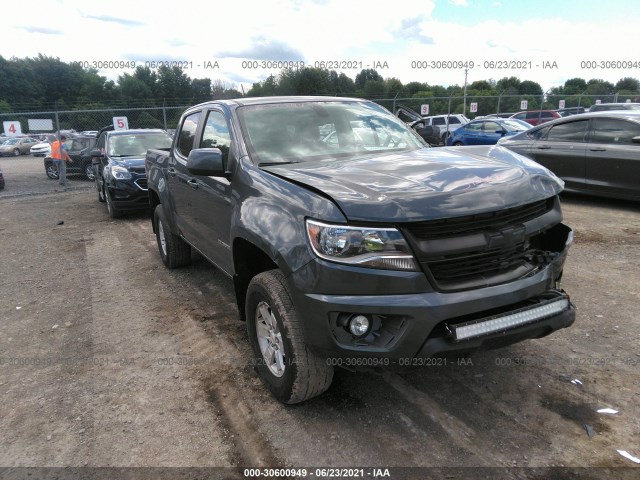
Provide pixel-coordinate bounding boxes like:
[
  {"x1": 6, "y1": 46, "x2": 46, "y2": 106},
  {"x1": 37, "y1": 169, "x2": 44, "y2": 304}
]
[{"x1": 349, "y1": 315, "x2": 370, "y2": 336}]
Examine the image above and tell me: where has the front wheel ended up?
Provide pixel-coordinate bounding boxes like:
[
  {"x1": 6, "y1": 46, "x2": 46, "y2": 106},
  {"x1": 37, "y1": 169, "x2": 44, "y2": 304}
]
[
  {"x1": 105, "y1": 187, "x2": 121, "y2": 218},
  {"x1": 84, "y1": 163, "x2": 96, "y2": 181},
  {"x1": 453, "y1": 141, "x2": 463, "y2": 146},
  {"x1": 154, "y1": 205, "x2": 191, "y2": 268},
  {"x1": 246, "y1": 270, "x2": 334, "y2": 404}
]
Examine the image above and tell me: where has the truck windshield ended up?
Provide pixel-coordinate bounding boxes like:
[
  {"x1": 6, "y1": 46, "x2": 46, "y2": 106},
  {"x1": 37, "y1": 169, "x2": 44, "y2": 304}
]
[
  {"x1": 108, "y1": 133, "x2": 173, "y2": 157},
  {"x1": 236, "y1": 101, "x2": 426, "y2": 164}
]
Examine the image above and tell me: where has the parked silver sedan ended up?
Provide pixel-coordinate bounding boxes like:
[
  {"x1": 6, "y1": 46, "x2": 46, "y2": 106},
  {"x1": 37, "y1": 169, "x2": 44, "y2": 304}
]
[{"x1": 0, "y1": 137, "x2": 39, "y2": 156}]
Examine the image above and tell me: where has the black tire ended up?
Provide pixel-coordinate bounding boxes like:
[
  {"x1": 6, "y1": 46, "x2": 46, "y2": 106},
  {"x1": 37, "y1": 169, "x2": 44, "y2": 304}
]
[
  {"x1": 453, "y1": 141, "x2": 463, "y2": 146},
  {"x1": 105, "y1": 187, "x2": 122, "y2": 218},
  {"x1": 84, "y1": 162, "x2": 96, "y2": 181},
  {"x1": 154, "y1": 204, "x2": 191, "y2": 268},
  {"x1": 246, "y1": 270, "x2": 333, "y2": 404},
  {"x1": 45, "y1": 162, "x2": 59, "y2": 179}
]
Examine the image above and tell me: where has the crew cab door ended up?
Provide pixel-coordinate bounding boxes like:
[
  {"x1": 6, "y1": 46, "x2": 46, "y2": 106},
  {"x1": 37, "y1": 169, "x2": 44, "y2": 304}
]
[
  {"x1": 186, "y1": 109, "x2": 234, "y2": 275},
  {"x1": 167, "y1": 110, "x2": 202, "y2": 241}
]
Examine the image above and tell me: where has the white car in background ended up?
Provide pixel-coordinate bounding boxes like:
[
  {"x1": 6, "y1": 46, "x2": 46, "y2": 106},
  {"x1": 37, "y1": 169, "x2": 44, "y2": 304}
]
[
  {"x1": 30, "y1": 135, "x2": 56, "y2": 156},
  {"x1": 422, "y1": 114, "x2": 470, "y2": 142}
]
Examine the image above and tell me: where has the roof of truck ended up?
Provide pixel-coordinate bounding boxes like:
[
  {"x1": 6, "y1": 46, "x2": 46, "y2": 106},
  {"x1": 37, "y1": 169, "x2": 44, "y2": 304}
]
[{"x1": 194, "y1": 96, "x2": 366, "y2": 108}]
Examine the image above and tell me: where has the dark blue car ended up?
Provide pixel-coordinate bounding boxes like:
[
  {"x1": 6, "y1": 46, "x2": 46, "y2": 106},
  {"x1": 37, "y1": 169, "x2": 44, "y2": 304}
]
[{"x1": 447, "y1": 118, "x2": 530, "y2": 146}]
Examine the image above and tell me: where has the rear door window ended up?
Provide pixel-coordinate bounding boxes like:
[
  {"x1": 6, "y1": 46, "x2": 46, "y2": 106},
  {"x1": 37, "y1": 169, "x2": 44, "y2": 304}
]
[{"x1": 546, "y1": 120, "x2": 589, "y2": 142}]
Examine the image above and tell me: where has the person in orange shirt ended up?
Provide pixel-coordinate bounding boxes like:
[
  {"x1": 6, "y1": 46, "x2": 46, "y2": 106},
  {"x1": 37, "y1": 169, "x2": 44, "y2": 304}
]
[{"x1": 50, "y1": 134, "x2": 73, "y2": 188}]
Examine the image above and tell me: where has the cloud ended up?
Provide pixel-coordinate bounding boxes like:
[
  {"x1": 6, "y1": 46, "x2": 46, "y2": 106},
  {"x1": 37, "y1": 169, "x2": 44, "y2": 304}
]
[
  {"x1": 85, "y1": 15, "x2": 144, "y2": 27},
  {"x1": 17, "y1": 26, "x2": 62, "y2": 35},
  {"x1": 449, "y1": 0, "x2": 470, "y2": 6},
  {"x1": 393, "y1": 16, "x2": 435, "y2": 45},
  {"x1": 217, "y1": 37, "x2": 307, "y2": 62}
]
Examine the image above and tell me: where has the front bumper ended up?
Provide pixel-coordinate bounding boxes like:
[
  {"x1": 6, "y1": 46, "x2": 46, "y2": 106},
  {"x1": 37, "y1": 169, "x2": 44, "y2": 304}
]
[
  {"x1": 288, "y1": 228, "x2": 574, "y2": 362},
  {"x1": 107, "y1": 176, "x2": 149, "y2": 211}
]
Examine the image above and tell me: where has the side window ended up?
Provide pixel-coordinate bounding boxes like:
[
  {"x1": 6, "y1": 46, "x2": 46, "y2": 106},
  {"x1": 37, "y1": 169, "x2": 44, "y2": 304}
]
[
  {"x1": 514, "y1": 113, "x2": 526, "y2": 120},
  {"x1": 396, "y1": 111, "x2": 413, "y2": 123},
  {"x1": 466, "y1": 122, "x2": 482, "y2": 131},
  {"x1": 177, "y1": 111, "x2": 201, "y2": 158},
  {"x1": 201, "y1": 110, "x2": 231, "y2": 163},
  {"x1": 96, "y1": 133, "x2": 106, "y2": 152},
  {"x1": 541, "y1": 112, "x2": 554, "y2": 118},
  {"x1": 591, "y1": 118, "x2": 640, "y2": 144},
  {"x1": 526, "y1": 112, "x2": 538, "y2": 119},
  {"x1": 483, "y1": 121, "x2": 501, "y2": 132},
  {"x1": 433, "y1": 118, "x2": 446, "y2": 126},
  {"x1": 530, "y1": 125, "x2": 550, "y2": 140},
  {"x1": 449, "y1": 117, "x2": 461, "y2": 124},
  {"x1": 546, "y1": 120, "x2": 588, "y2": 142}
]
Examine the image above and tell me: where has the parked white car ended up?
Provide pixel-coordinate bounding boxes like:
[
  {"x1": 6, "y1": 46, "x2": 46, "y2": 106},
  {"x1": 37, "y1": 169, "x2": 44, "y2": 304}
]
[
  {"x1": 30, "y1": 141, "x2": 52, "y2": 157},
  {"x1": 422, "y1": 114, "x2": 470, "y2": 142}
]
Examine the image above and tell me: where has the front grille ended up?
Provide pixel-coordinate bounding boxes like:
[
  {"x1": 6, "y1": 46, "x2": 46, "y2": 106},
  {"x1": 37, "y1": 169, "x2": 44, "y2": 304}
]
[
  {"x1": 427, "y1": 243, "x2": 527, "y2": 283},
  {"x1": 405, "y1": 198, "x2": 553, "y2": 240},
  {"x1": 135, "y1": 178, "x2": 148, "y2": 190},
  {"x1": 403, "y1": 197, "x2": 560, "y2": 291}
]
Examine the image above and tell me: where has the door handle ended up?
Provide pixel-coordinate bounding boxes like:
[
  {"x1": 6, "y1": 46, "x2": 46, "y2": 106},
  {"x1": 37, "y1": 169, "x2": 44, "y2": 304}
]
[
  {"x1": 537, "y1": 145, "x2": 551, "y2": 150},
  {"x1": 589, "y1": 147, "x2": 606, "y2": 151},
  {"x1": 187, "y1": 179, "x2": 199, "y2": 190},
  {"x1": 167, "y1": 167, "x2": 176, "y2": 177}
]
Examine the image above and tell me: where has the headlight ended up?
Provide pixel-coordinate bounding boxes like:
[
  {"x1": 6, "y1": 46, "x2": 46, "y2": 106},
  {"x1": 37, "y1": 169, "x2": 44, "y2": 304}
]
[
  {"x1": 111, "y1": 165, "x2": 132, "y2": 180},
  {"x1": 306, "y1": 220, "x2": 419, "y2": 271}
]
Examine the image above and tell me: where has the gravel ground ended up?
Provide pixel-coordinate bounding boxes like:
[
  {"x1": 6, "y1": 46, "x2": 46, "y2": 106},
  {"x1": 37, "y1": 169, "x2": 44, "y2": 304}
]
[{"x1": 0, "y1": 155, "x2": 639, "y2": 479}]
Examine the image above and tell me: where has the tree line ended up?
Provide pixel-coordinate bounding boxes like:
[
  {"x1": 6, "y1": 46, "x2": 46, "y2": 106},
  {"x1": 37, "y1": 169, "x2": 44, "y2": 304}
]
[{"x1": 1, "y1": 55, "x2": 638, "y2": 117}]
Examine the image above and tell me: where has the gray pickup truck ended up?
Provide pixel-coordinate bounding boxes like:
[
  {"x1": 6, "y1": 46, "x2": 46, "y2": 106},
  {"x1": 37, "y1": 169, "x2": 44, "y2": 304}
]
[{"x1": 145, "y1": 96, "x2": 575, "y2": 404}]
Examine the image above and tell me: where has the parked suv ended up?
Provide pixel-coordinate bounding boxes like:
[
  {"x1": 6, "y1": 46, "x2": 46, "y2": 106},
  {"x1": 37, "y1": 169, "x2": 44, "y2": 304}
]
[
  {"x1": 92, "y1": 128, "x2": 173, "y2": 218},
  {"x1": 44, "y1": 135, "x2": 97, "y2": 180},
  {"x1": 422, "y1": 114, "x2": 469, "y2": 142},
  {"x1": 510, "y1": 110, "x2": 561, "y2": 126},
  {"x1": 589, "y1": 103, "x2": 640, "y2": 112}
]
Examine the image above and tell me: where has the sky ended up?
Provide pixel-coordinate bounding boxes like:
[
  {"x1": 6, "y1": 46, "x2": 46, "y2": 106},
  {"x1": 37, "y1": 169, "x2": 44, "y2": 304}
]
[{"x1": 5, "y1": 0, "x2": 640, "y2": 93}]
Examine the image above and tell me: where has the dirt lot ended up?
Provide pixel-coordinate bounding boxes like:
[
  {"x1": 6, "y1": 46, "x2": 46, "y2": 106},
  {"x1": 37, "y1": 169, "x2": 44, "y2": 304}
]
[{"x1": 1, "y1": 155, "x2": 639, "y2": 479}]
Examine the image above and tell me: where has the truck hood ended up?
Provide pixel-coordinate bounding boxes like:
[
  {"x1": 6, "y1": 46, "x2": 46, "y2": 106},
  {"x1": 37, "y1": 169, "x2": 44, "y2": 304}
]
[
  {"x1": 112, "y1": 156, "x2": 145, "y2": 169},
  {"x1": 262, "y1": 146, "x2": 564, "y2": 222}
]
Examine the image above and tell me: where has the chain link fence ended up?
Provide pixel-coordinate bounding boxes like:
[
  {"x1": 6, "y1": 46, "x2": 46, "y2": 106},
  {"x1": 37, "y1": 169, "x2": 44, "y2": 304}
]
[
  {"x1": 1, "y1": 93, "x2": 639, "y2": 137},
  {"x1": 0, "y1": 106, "x2": 188, "y2": 137}
]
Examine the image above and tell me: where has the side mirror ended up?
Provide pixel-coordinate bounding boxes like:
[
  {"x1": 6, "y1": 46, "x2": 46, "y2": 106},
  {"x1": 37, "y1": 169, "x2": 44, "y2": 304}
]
[
  {"x1": 187, "y1": 148, "x2": 224, "y2": 176},
  {"x1": 90, "y1": 149, "x2": 104, "y2": 158},
  {"x1": 632, "y1": 136, "x2": 640, "y2": 144}
]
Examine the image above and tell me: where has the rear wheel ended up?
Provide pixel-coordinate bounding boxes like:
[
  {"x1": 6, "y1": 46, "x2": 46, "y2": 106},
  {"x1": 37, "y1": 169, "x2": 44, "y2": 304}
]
[
  {"x1": 154, "y1": 205, "x2": 191, "y2": 268},
  {"x1": 45, "y1": 162, "x2": 59, "y2": 179},
  {"x1": 13, "y1": 148, "x2": 20, "y2": 156},
  {"x1": 453, "y1": 141, "x2": 463, "y2": 146},
  {"x1": 246, "y1": 270, "x2": 334, "y2": 404}
]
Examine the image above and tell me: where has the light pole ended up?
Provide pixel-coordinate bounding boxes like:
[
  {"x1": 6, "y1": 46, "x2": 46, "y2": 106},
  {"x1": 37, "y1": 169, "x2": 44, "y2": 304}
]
[{"x1": 463, "y1": 68, "x2": 469, "y2": 116}]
